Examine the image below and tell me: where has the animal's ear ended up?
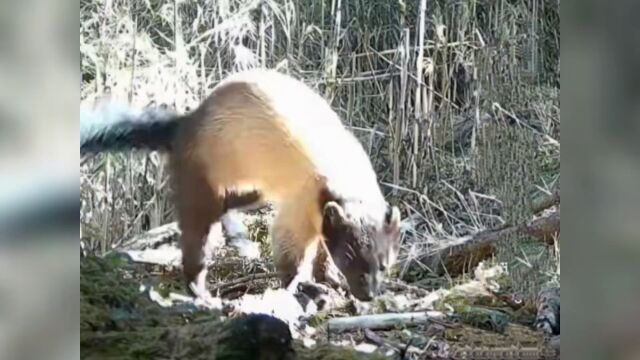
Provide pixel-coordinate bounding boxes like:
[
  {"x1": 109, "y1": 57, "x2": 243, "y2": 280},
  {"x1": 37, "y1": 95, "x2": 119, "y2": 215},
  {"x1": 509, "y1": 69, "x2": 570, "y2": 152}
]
[
  {"x1": 384, "y1": 205, "x2": 401, "y2": 235},
  {"x1": 323, "y1": 201, "x2": 346, "y2": 227}
]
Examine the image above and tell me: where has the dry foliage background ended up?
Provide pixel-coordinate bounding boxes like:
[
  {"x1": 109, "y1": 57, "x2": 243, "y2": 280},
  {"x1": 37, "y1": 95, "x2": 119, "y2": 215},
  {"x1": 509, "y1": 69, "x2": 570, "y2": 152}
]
[{"x1": 80, "y1": 0, "x2": 560, "y2": 297}]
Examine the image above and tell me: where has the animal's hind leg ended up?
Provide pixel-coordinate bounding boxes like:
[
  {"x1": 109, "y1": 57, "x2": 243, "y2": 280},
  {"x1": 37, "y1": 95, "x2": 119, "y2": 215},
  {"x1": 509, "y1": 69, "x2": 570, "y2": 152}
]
[{"x1": 175, "y1": 171, "x2": 224, "y2": 299}]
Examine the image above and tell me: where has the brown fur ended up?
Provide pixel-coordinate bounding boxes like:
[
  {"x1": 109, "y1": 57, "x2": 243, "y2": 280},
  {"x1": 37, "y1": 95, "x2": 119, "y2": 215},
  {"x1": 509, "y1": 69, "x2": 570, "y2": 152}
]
[{"x1": 161, "y1": 70, "x2": 400, "y2": 300}]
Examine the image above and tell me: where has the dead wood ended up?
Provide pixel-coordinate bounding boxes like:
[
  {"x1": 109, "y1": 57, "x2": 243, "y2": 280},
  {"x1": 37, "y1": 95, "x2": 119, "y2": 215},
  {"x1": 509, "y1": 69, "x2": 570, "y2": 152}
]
[
  {"x1": 384, "y1": 279, "x2": 430, "y2": 297},
  {"x1": 119, "y1": 221, "x2": 180, "y2": 250},
  {"x1": 523, "y1": 207, "x2": 560, "y2": 245},
  {"x1": 423, "y1": 208, "x2": 559, "y2": 276},
  {"x1": 487, "y1": 288, "x2": 526, "y2": 311},
  {"x1": 327, "y1": 311, "x2": 445, "y2": 333},
  {"x1": 210, "y1": 272, "x2": 279, "y2": 295},
  {"x1": 532, "y1": 186, "x2": 560, "y2": 215},
  {"x1": 363, "y1": 329, "x2": 397, "y2": 350},
  {"x1": 363, "y1": 329, "x2": 424, "y2": 356}
]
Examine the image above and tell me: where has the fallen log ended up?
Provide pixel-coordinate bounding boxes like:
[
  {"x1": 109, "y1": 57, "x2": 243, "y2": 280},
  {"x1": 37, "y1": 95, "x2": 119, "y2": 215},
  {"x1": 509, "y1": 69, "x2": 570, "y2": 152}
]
[
  {"x1": 532, "y1": 187, "x2": 560, "y2": 215},
  {"x1": 523, "y1": 207, "x2": 560, "y2": 245},
  {"x1": 118, "y1": 222, "x2": 181, "y2": 251},
  {"x1": 422, "y1": 208, "x2": 559, "y2": 276},
  {"x1": 327, "y1": 311, "x2": 445, "y2": 333}
]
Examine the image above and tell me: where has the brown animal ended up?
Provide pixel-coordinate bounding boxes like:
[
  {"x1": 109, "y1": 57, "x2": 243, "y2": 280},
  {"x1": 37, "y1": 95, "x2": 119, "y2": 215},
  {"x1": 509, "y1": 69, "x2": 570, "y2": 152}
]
[{"x1": 81, "y1": 69, "x2": 402, "y2": 300}]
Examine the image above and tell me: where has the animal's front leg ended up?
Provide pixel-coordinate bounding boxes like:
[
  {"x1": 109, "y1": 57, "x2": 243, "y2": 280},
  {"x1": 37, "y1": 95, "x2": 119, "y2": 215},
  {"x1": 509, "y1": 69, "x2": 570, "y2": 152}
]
[
  {"x1": 283, "y1": 238, "x2": 318, "y2": 292},
  {"x1": 313, "y1": 240, "x2": 348, "y2": 291}
]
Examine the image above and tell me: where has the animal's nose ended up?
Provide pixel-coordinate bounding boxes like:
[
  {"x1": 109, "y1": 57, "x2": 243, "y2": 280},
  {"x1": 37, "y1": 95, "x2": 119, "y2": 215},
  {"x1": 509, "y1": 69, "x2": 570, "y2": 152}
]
[
  {"x1": 366, "y1": 285, "x2": 379, "y2": 300},
  {"x1": 352, "y1": 287, "x2": 373, "y2": 301},
  {"x1": 360, "y1": 292, "x2": 374, "y2": 301}
]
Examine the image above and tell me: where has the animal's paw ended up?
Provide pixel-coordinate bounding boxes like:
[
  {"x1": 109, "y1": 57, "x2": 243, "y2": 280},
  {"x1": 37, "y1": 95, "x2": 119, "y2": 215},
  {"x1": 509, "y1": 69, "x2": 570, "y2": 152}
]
[
  {"x1": 295, "y1": 281, "x2": 340, "y2": 311},
  {"x1": 187, "y1": 282, "x2": 222, "y2": 309},
  {"x1": 297, "y1": 281, "x2": 331, "y2": 297}
]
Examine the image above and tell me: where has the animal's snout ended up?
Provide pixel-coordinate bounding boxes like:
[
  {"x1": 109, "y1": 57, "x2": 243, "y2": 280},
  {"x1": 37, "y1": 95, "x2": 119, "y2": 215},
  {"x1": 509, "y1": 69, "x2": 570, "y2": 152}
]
[
  {"x1": 352, "y1": 272, "x2": 383, "y2": 301},
  {"x1": 352, "y1": 288, "x2": 374, "y2": 301}
]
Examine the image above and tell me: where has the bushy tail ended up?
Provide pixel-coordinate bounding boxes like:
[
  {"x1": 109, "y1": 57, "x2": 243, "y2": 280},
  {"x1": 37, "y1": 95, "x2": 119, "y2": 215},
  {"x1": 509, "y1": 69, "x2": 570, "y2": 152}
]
[{"x1": 80, "y1": 103, "x2": 182, "y2": 154}]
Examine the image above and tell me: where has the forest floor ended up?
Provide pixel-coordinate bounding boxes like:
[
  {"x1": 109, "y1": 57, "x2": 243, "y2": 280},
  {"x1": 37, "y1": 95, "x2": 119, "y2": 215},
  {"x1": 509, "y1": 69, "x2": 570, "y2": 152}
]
[{"x1": 80, "y1": 208, "x2": 559, "y2": 360}]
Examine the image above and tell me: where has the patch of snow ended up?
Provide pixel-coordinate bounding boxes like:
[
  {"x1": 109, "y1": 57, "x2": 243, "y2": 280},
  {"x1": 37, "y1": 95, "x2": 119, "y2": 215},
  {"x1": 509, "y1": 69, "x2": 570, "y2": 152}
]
[
  {"x1": 229, "y1": 237, "x2": 261, "y2": 259},
  {"x1": 222, "y1": 211, "x2": 262, "y2": 259},
  {"x1": 221, "y1": 211, "x2": 248, "y2": 238},
  {"x1": 354, "y1": 343, "x2": 378, "y2": 353},
  {"x1": 302, "y1": 337, "x2": 316, "y2": 348},
  {"x1": 118, "y1": 247, "x2": 181, "y2": 266}
]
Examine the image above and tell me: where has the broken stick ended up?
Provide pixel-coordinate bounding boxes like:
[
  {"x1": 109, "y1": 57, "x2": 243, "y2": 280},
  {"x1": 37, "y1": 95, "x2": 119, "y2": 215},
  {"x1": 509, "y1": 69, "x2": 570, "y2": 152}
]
[
  {"x1": 423, "y1": 207, "x2": 560, "y2": 276},
  {"x1": 327, "y1": 311, "x2": 445, "y2": 333}
]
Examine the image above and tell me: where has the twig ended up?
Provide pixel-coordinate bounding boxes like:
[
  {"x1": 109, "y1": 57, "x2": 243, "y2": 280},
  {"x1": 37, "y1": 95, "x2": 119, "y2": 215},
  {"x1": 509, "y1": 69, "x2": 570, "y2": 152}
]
[
  {"x1": 384, "y1": 279, "x2": 430, "y2": 297},
  {"x1": 487, "y1": 288, "x2": 525, "y2": 311},
  {"x1": 364, "y1": 328, "x2": 399, "y2": 350},
  {"x1": 492, "y1": 102, "x2": 560, "y2": 147},
  {"x1": 210, "y1": 272, "x2": 279, "y2": 294}
]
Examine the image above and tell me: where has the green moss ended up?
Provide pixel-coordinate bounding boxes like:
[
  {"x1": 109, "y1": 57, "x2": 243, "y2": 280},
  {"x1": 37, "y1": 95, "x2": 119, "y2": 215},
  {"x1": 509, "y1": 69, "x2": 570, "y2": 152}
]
[
  {"x1": 308, "y1": 311, "x2": 330, "y2": 328},
  {"x1": 456, "y1": 306, "x2": 511, "y2": 333},
  {"x1": 434, "y1": 290, "x2": 511, "y2": 333},
  {"x1": 80, "y1": 255, "x2": 224, "y2": 359},
  {"x1": 80, "y1": 255, "x2": 143, "y2": 332}
]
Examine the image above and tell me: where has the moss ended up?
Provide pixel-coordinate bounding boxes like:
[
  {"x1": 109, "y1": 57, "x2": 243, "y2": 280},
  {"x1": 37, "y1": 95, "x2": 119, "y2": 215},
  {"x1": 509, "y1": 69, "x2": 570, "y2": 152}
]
[
  {"x1": 434, "y1": 290, "x2": 512, "y2": 333},
  {"x1": 443, "y1": 323, "x2": 547, "y2": 349},
  {"x1": 308, "y1": 311, "x2": 330, "y2": 328},
  {"x1": 293, "y1": 344, "x2": 387, "y2": 360},
  {"x1": 456, "y1": 306, "x2": 511, "y2": 333},
  {"x1": 81, "y1": 257, "x2": 381, "y2": 359},
  {"x1": 80, "y1": 255, "x2": 143, "y2": 332},
  {"x1": 80, "y1": 255, "x2": 224, "y2": 359}
]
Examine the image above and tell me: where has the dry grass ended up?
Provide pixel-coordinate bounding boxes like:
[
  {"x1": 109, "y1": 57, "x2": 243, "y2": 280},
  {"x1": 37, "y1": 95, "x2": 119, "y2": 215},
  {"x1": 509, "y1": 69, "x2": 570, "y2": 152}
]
[{"x1": 80, "y1": 0, "x2": 560, "y2": 296}]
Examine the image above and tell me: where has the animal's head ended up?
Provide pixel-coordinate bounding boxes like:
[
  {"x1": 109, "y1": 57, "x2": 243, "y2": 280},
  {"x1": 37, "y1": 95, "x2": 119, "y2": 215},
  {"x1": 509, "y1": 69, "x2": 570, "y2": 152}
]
[{"x1": 321, "y1": 198, "x2": 402, "y2": 301}]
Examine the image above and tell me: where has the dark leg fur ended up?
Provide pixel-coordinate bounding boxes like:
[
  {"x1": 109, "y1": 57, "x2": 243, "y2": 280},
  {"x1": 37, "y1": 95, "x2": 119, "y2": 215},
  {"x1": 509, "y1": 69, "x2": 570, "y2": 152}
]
[
  {"x1": 275, "y1": 251, "x2": 302, "y2": 289},
  {"x1": 178, "y1": 182, "x2": 267, "y2": 297},
  {"x1": 281, "y1": 239, "x2": 319, "y2": 293},
  {"x1": 313, "y1": 245, "x2": 348, "y2": 290},
  {"x1": 223, "y1": 189, "x2": 268, "y2": 212},
  {"x1": 174, "y1": 169, "x2": 224, "y2": 298},
  {"x1": 297, "y1": 246, "x2": 346, "y2": 312}
]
